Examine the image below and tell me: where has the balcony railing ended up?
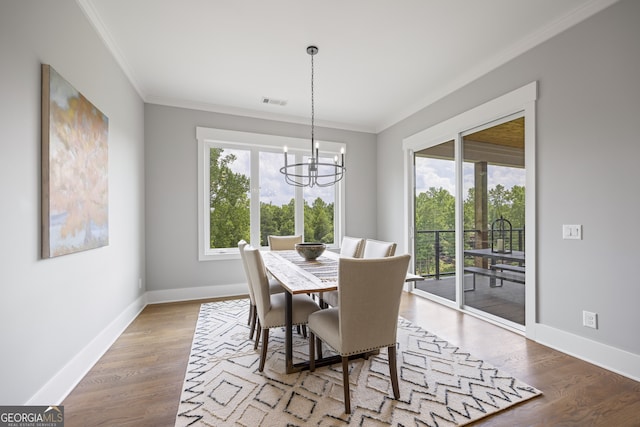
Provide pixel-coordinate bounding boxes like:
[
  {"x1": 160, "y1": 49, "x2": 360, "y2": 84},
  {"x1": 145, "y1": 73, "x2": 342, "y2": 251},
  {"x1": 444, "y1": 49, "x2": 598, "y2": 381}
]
[{"x1": 414, "y1": 228, "x2": 525, "y2": 279}]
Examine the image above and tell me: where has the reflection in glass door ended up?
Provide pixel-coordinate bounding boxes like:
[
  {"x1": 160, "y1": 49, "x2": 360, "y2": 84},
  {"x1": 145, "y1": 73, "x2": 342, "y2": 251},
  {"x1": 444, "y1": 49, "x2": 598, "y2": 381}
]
[
  {"x1": 462, "y1": 117, "x2": 526, "y2": 328},
  {"x1": 413, "y1": 140, "x2": 457, "y2": 303}
]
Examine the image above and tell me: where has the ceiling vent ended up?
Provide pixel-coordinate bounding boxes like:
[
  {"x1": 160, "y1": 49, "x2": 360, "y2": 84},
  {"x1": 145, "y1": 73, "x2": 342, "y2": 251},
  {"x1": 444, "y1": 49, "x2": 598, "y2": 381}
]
[{"x1": 261, "y1": 97, "x2": 287, "y2": 106}]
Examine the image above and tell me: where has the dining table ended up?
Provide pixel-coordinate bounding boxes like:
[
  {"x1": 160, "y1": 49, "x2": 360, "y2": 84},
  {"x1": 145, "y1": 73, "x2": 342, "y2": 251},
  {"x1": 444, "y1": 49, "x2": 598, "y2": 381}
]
[
  {"x1": 262, "y1": 249, "x2": 423, "y2": 373},
  {"x1": 464, "y1": 247, "x2": 526, "y2": 287},
  {"x1": 464, "y1": 247, "x2": 525, "y2": 263},
  {"x1": 261, "y1": 249, "x2": 340, "y2": 373}
]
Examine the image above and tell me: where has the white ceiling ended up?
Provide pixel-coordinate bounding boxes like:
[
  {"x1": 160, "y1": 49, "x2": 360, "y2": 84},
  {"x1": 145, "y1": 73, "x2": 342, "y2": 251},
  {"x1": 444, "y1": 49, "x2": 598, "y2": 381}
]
[{"x1": 79, "y1": 0, "x2": 616, "y2": 133}]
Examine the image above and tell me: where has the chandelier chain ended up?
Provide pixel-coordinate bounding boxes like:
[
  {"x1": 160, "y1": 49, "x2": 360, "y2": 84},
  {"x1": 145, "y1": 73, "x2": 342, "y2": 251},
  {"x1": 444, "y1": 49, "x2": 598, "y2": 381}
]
[{"x1": 310, "y1": 49, "x2": 315, "y2": 147}]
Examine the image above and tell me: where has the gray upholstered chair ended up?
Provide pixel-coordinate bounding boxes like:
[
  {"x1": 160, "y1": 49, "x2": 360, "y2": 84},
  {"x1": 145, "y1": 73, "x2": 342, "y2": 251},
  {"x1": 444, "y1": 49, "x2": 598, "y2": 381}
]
[
  {"x1": 319, "y1": 236, "x2": 365, "y2": 308},
  {"x1": 362, "y1": 239, "x2": 397, "y2": 258},
  {"x1": 268, "y1": 234, "x2": 302, "y2": 250},
  {"x1": 322, "y1": 237, "x2": 395, "y2": 308},
  {"x1": 307, "y1": 254, "x2": 411, "y2": 414},
  {"x1": 238, "y1": 240, "x2": 285, "y2": 343},
  {"x1": 244, "y1": 245, "x2": 321, "y2": 372},
  {"x1": 340, "y1": 236, "x2": 365, "y2": 258}
]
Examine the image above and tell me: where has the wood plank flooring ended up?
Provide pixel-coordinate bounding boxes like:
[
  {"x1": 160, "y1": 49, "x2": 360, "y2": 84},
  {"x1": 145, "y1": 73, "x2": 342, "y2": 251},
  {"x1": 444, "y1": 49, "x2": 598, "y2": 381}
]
[{"x1": 62, "y1": 293, "x2": 640, "y2": 426}]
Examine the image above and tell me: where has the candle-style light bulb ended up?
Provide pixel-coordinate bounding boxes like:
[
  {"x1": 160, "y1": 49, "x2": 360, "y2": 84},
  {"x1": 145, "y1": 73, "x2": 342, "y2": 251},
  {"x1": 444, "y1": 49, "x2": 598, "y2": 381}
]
[{"x1": 283, "y1": 146, "x2": 288, "y2": 153}]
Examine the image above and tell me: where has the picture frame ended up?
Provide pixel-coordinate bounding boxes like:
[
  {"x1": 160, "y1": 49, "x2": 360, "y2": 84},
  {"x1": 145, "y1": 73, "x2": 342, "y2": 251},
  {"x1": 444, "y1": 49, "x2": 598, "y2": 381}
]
[{"x1": 41, "y1": 64, "x2": 109, "y2": 258}]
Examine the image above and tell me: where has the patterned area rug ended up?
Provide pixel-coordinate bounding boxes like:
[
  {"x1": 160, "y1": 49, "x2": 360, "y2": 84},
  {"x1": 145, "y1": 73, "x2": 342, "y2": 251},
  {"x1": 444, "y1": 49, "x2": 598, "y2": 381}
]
[{"x1": 175, "y1": 299, "x2": 541, "y2": 426}]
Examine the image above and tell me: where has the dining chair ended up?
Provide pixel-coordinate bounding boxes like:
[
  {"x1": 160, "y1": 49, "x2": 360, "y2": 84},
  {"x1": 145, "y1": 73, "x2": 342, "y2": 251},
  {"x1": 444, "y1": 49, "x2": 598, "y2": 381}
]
[
  {"x1": 244, "y1": 245, "x2": 321, "y2": 372},
  {"x1": 340, "y1": 236, "x2": 365, "y2": 258},
  {"x1": 317, "y1": 236, "x2": 365, "y2": 308},
  {"x1": 307, "y1": 254, "x2": 411, "y2": 414},
  {"x1": 322, "y1": 237, "x2": 396, "y2": 308},
  {"x1": 362, "y1": 239, "x2": 397, "y2": 258},
  {"x1": 238, "y1": 240, "x2": 285, "y2": 343},
  {"x1": 268, "y1": 234, "x2": 303, "y2": 250}
]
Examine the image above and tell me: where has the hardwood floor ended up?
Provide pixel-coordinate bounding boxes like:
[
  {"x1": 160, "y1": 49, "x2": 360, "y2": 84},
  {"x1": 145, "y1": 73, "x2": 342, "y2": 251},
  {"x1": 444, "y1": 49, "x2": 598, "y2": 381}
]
[{"x1": 62, "y1": 293, "x2": 640, "y2": 426}]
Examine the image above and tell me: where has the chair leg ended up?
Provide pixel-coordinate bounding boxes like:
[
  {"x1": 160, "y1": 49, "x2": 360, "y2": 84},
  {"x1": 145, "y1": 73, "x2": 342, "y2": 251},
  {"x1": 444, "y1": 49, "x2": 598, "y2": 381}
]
[
  {"x1": 388, "y1": 345, "x2": 400, "y2": 399},
  {"x1": 342, "y1": 356, "x2": 351, "y2": 414},
  {"x1": 302, "y1": 324, "x2": 308, "y2": 338},
  {"x1": 247, "y1": 303, "x2": 252, "y2": 325},
  {"x1": 248, "y1": 304, "x2": 257, "y2": 339},
  {"x1": 259, "y1": 329, "x2": 269, "y2": 372},
  {"x1": 309, "y1": 332, "x2": 315, "y2": 371},
  {"x1": 254, "y1": 320, "x2": 261, "y2": 350},
  {"x1": 316, "y1": 336, "x2": 323, "y2": 360}
]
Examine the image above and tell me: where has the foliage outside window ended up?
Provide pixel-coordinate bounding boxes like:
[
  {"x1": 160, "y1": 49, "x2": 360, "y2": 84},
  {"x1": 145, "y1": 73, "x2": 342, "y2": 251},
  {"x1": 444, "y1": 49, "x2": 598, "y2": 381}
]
[
  {"x1": 414, "y1": 160, "x2": 525, "y2": 278},
  {"x1": 197, "y1": 127, "x2": 344, "y2": 260}
]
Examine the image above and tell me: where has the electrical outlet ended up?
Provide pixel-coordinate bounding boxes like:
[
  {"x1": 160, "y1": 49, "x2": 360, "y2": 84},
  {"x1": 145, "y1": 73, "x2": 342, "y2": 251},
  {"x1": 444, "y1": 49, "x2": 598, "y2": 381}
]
[
  {"x1": 563, "y1": 224, "x2": 582, "y2": 240},
  {"x1": 583, "y1": 310, "x2": 597, "y2": 329}
]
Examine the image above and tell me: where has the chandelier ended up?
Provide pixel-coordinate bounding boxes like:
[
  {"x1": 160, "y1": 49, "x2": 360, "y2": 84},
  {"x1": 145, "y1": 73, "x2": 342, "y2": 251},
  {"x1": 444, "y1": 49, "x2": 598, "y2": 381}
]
[{"x1": 280, "y1": 46, "x2": 345, "y2": 187}]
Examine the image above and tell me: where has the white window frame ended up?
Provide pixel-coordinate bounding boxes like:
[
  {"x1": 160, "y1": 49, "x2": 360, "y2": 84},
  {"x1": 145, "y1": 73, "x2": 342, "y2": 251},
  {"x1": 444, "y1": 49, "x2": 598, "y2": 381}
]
[{"x1": 197, "y1": 127, "x2": 346, "y2": 261}]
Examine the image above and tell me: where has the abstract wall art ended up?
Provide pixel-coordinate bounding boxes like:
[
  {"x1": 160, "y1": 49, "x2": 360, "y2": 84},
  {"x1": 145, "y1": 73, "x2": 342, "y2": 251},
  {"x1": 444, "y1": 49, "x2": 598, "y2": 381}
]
[{"x1": 41, "y1": 64, "x2": 109, "y2": 258}]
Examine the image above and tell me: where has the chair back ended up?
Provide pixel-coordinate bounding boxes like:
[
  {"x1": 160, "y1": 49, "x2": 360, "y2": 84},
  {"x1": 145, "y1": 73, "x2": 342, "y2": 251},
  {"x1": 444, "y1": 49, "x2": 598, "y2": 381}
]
[
  {"x1": 268, "y1": 235, "x2": 303, "y2": 250},
  {"x1": 243, "y1": 245, "x2": 272, "y2": 321},
  {"x1": 340, "y1": 236, "x2": 365, "y2": 258},
  {"x1": 238, "y1": 240, "x2": 256, "y2": 304},
  {"x1": 362, "y1": 239, "x2": 397, "y2": 258},
  {"x1": 337, "y1": 254, "x2": 411, "y2": 355}
]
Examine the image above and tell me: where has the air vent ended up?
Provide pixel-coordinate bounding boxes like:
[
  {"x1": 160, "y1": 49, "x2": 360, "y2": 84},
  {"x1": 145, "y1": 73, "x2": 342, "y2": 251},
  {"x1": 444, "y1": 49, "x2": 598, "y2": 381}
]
[{"x1": 261, "y1": 97, "x2": 287, "y2": 106}]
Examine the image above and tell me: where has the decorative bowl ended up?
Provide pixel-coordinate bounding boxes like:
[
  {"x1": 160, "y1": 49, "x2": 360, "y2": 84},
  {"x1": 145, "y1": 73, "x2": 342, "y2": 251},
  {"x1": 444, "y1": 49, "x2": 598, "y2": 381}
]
[{"x1": 295, "y1": 242, "x2": 326, "y2": 260}]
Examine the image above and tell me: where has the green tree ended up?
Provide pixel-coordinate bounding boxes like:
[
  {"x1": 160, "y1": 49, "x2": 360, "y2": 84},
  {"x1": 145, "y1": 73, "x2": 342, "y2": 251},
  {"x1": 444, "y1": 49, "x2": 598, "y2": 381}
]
[
  {"x1": 209, "y1": 148, "x2": 250, "y2": 248},
  {"x1": 488, "y1": 184, "x2": 509, "y2": 221},
  {"x1": 506, "y1": 185, "x2": 525, "y2": 228},
  {"x1": 304, "y1": 197, "x2": 334, "y2": 243},
  {"x1": 260, "y1": 198, "x2": 295, "y2": 246}
]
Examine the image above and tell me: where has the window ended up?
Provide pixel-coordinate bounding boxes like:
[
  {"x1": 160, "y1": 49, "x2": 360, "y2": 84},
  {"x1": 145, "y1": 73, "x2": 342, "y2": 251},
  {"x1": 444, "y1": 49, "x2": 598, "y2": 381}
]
[{"x1": 197, "y1": 127, "x2": 345, "y2": 260}]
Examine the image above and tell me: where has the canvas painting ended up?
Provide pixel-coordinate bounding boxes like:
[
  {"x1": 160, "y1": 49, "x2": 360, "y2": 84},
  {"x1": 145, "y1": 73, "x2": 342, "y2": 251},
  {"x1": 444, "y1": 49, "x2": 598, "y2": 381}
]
[{"x1": 41, "y1": 64, "x2": 109, "y2": 258}]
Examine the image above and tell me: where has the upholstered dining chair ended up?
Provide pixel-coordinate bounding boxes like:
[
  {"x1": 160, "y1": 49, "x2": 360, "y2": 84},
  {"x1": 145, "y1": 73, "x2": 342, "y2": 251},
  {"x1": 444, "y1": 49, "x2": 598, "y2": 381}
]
[
  {"x1": 322, "y1": 237, "x2": 395, "y2": 308},
  {"x1": 362, "y1": 239, "x2": 397, "y2": 258},
  {"x1": 238, "y1": 240, "x2": 285, "y2": 343},
  {"x1": 307, "y1": 254, "x2": 411, "y2": 414},
  {"x1": 244, "y1": 245, "x2": 321, "y2": 372},
  {"x1": 340, "y1": 236, "x2": 365, "y2": 258},
  {"x1": 318, "y1": 236, "x2": 365, "y2": 308},
  {"x1": 268, "y1": 234, "x2": 303, "y2": 250}
]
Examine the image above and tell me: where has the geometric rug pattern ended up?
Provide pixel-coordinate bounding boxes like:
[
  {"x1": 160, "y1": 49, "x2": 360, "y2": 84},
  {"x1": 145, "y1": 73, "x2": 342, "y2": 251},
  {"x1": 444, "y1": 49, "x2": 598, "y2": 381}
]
[{"x1": 175, "y1": 299, "x2": 541, "y2": 426}]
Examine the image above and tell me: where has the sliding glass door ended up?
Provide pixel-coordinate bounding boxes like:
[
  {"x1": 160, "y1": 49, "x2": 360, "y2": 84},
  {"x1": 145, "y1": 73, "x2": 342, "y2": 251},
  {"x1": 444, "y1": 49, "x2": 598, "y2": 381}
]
[
  {"x1": 461, "y1": 117, "x2": 526, "y2": 328},
  {"x1": 404, "y1": 82, "x2": 536, "y2": 333}
]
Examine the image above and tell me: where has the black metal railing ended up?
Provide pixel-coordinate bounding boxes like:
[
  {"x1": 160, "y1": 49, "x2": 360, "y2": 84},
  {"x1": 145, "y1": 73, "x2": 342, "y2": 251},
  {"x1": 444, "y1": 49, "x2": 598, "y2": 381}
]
[{"x1": 414, "y1": 228, "x2": 525, "y2": 279}]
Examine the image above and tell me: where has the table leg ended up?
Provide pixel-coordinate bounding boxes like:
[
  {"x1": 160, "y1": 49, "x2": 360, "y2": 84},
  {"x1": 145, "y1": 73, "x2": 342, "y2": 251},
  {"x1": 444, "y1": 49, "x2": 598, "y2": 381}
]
[{"x1": 285, "y1": 291, "x2": 294, "y2": 374}]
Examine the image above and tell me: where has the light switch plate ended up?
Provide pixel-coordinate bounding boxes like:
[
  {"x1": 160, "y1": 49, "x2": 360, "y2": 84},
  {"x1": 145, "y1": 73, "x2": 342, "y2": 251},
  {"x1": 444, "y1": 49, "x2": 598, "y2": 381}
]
[{"x1": 563, "y1": 224, "x2": 582, "y2": 240}]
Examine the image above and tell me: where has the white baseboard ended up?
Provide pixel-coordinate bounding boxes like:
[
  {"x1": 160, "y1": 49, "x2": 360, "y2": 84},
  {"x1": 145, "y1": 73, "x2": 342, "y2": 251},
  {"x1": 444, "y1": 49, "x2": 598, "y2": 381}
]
[
  {"x1": 145, "y1": 283, "x2": 248, "y2": 304},
  {"x1": 26, "y1": 294, "x2": 148, "y2": 405},
  {"x1": 26, "y1": 284, "x2": 248, "y2": 405},
  {"x1": 535, "y1": 324, "x2": 640, "y2": 382}
]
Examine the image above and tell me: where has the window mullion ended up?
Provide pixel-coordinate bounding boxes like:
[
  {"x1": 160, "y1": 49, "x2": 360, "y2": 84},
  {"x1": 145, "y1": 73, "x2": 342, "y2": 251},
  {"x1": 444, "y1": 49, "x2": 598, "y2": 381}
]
[{"x1": 250, "y1": 148, "x2": 260, "y2": 246}]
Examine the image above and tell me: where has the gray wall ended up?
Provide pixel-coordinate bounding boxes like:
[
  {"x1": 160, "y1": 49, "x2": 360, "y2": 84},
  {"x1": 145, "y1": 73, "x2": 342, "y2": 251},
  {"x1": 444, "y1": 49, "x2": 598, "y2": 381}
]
[
  {"x1": 3, "y1": 0, "x2": 638, "y2": 406},
  {"x1": 0, "y1": 1, "x2": 145, "y2": 404},
  {"x1": 144, "y1": 105, "x2": 377, "y2": 293},
  {"x1": 378, "y1": 0, "x2": 640, "y2": 360}
]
